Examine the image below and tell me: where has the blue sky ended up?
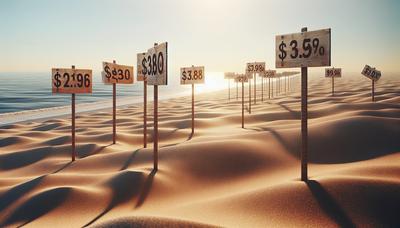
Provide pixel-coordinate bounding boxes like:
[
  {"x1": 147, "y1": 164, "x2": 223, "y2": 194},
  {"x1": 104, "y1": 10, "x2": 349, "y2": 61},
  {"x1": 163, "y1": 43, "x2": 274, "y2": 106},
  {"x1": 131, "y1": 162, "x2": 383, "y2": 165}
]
[{"x1": 1, "y1": 0, "x2": 399, "y2": 74}]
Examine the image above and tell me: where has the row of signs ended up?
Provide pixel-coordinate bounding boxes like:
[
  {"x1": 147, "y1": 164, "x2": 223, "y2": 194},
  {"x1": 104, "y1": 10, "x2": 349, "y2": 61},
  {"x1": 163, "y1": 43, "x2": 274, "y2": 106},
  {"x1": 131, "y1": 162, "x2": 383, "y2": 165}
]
[{"x1": 52, "y1": 42, "x2": 208, "y2": 94}]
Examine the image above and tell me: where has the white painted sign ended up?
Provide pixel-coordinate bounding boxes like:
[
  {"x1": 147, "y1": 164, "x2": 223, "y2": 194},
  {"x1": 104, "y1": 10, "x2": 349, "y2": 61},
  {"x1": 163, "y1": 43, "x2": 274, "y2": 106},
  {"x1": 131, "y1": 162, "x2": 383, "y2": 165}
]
[
  {"x1": 362, "y1": 65, "x2": 381, "y2": 81},
  {"x1": 264, "y1": 70, "x2": 277, "y2": 78},
  {"x1": 235, "y1": 74, "x2": 249, "y2": 83},
  {"x1": 224, "y1": 72, "x2": 236, "y2": 79},
  {"x1": 325, "y1": 68, "x2": 341, "y2": 78},
  {"x1": 276, "y1": 28, "x2": 331, "y2": 68},
  {"x1": 102, "y1": 62, "x2": 134, "y2": 84},
  {"x1": 180, "y1": 66, "x2": 205, "y2": 85},
  {"x1": 52, "y1": 68, "x2": 92, "y2": 94},
  {"x1": 142, "y1": 42, "x2": 168, "y2": 85}
]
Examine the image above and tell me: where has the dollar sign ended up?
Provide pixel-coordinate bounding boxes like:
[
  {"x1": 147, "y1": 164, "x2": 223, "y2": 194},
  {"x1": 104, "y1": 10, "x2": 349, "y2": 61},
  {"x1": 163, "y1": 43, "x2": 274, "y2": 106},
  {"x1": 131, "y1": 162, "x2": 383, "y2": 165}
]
[
  {"x1": 182, "y1": 70, "x2": 186, "y2": 80},
  {"x1": 104, "y1": 65, "x2": 111, "y2": 79},
  {"x1": 142, "y1": 57, "x2": 147, "y2": 75},
  {"x1": 278, "y1": 41, "x2": 287, "y2": 61},
  {"x1": 54, "y1": 72, "x2": 61, "y2": 88}
]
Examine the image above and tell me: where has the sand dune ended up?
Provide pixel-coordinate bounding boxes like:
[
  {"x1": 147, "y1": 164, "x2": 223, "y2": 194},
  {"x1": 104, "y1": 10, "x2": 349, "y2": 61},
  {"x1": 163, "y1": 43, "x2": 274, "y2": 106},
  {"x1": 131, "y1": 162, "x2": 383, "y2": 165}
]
[{"x1": 0, "y1": 74, "x2": 399, "y2": 227}]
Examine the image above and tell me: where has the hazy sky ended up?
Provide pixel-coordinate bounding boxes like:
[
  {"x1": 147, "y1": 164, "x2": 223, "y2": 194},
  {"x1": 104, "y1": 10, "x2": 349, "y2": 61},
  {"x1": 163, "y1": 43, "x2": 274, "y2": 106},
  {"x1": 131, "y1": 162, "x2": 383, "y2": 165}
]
[{"x1": 1, "y1": 0, "x2": 399, "y2": 75}]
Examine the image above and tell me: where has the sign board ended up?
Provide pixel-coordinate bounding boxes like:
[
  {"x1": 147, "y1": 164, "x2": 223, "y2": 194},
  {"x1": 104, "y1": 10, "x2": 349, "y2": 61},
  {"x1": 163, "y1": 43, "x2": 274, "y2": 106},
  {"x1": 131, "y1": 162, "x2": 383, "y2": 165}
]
[
  {"x1": 235, "y1": 74, "x2": 248, "y2": 83},
  {"x1": 362, "y1": 65, "x2": 381, "y2": 81},
  {"x1": 52, "y1": 68, "x2": 92, "y2": 94},
  {"x1": 264, "y1": 70, "x2": 277, "y2": 78},
  {"x1": 224, "y1": 72, "x2": 236, "y2": 79},
  {"x1": 180, "y1": 66, "x2": 205, "y2": 85},
  {"x1": 276, "y1": 28, "x2": 331, "y2": 68},
  {"x1": 102, "y1": 62, "x2": 134, "y2": 84},
  {"x1": 246, "y1": 62, "x2": 265, "y2": 73},
  {"x1": 142, "y1": 42, "x2": 168, "y2": 85},
  {"x1": 325, "y1": 68, "x2": 341, "y2": 78},
  {"x1": 137, "y1": 53, "x2": 146, "y2": 81}
]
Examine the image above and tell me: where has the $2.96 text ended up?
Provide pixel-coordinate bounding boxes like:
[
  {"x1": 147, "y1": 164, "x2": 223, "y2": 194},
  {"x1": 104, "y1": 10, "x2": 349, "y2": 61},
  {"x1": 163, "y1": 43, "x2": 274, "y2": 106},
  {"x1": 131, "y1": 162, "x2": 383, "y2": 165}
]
[{"x1": 54, "y1": 72, "x2": 91, "y2": 88}]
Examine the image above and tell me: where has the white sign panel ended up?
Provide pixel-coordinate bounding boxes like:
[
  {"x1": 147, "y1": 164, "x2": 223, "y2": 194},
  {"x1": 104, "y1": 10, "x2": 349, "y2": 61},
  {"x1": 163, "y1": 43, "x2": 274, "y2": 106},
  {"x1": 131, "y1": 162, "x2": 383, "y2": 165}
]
[
  {"x1": 142, "y1": 42, "x2": 168, "y2": 85},
  {"x1": 180, "y1": 66, "x2": 205, "y2": 85},
  {"x1": 137, "y1": 53, "x2": 146, "y2": 81},
  {"x1": 224, "y1": 72, "x2": 236, "y2": 79},
  {"x1": 362, "y1": 65, "x2": 381, "y2": 81},
  {"x1": 276, "y1": 28, "x2": 331, "y2": 68},
  {"x1": 246, "y1": 62, "x2": 265, "y2": 73},
  {"x1": 325, "y1": 68, "x2": 341, "y2": 78},
  {"x1": 264, "y1": 70, "x2": 277, "y2": 78},
  {"x1": 102, "y1": 62, "x2": 134, "y2": 84},
  {"x1": 235, "y1": 74, "x2": 249, "y2": 83}
]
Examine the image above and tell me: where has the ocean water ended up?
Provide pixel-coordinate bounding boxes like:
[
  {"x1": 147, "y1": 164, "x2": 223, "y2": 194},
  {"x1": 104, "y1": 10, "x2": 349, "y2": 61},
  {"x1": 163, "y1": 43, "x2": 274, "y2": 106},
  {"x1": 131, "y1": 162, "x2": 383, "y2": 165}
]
[{"x1": 0, "y1": 72, "x2": 190, "y2": 114}]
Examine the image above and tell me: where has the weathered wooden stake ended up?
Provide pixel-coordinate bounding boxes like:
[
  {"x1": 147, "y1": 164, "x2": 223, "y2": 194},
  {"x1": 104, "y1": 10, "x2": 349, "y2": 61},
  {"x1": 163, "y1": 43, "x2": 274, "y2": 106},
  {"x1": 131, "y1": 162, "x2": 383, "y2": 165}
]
[
  {"x1": 242, "y1": 80, "x2": 244, "y2": 128},
  {"x1": 301, "y1": 27, "x2": 308, "y2": 182},
  {"x1": 71, "y1": 65, "x2": 76, "y2": 162},
  {"x1": 192, "y1": 83, "x2": 194, "y2": 135},
  {"x1": 112, "y1": 60, "x2": 116, "y2": 144},
  {"x1": 144, "y1": 79, "x2": 147, "y2": 148}
]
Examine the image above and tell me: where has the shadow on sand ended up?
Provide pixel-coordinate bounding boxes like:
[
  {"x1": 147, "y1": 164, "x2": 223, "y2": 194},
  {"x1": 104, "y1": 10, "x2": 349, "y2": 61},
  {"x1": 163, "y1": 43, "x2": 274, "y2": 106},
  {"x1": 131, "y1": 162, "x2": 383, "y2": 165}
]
[{"x1": 306, "y1": 180, "x2": 355, "y2": 228}]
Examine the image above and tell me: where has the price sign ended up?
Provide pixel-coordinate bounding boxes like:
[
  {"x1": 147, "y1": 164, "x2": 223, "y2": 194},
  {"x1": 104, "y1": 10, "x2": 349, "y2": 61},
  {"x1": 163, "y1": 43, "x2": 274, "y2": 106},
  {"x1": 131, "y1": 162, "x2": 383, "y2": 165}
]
[
  {"x1": 137, "y1": 53, "x2": 146, "y2": 81},
  {"x1": 362, "y1": 65, "x2": 381, "y2": 81},
  {"x1": 224, "y1": 72, "x2": 236, "y2": 79},
  {"x1": 235, "y1": 74, "x2": 248, "y2": 83},
  {"x1": 180, "y1": 66, "x2": 205, "y2": 85},
  {"x1": 325, "y1": 68, "x2": 341, "y2": 78},
  {"x1": 264, "y1": 70, "x2": 277, "y2": 78},
  {"x1": 142, "y1": 42, "x2": 168, "y2": 85},
  {"x1": 276, "y1": 28, "x2": 331, "y2": 68},
  {"x1": 52, "y1": 68, "x2": 92, "y2": 94},
  {"x1": 102, "y1": 62, "x2": 134, "y2": 84},
  {"x1": 246, "y1": 62, "x2": 265, "y2": 73}
]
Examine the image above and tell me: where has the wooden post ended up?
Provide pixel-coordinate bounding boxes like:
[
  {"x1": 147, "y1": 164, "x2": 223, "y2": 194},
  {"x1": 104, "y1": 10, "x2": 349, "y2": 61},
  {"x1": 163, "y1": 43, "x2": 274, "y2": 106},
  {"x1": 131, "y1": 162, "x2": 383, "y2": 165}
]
[
  {"x1": 228, "y1": 79, "x2": 230, "y2": 101},
  {"x1": 236, "y1": 81, "x2": 238, "y2": 100},
  {"x1": 301, "y1": 27, "x2": 308, "y2": 182},
  {"x1": 242, "y1": 80, "x2": 244, "y2": 128},
  {"x1": 372, "y1": 79, "x2": 375, "y2": 102},
  {"x1": 192, "y1": 82, "x2": 194, "y2": 135},
  {"x1": 249, "y1": 80, "x2": 252, "y2": 113},
  {"x1": 268, "y1": 77, "x2": 271, "y2": 99},
  {"x1": 254, "y1": 71, "x2": 256, "y2": 104},
  {"x1": 261, "y1": 75, "x2": 264, "y2": 102},
  {"x1": 271, "y1": 78, "x2": 274, "y2": 98},
  {"x1": 153, "y1": 43, "x2": 159, "y2": 171},
  {"x1": 71, "y1": 65, "x2": 76, "y2": 162},
  {"x1": 144, "y1": 79, "x2": 147, "y2": 148},
  {"x1": 112, "y1": 60, "x2": 116, "y2": 144},
  {"x1": 332, "y1": 76, "x2": 334, "y2": 96}
]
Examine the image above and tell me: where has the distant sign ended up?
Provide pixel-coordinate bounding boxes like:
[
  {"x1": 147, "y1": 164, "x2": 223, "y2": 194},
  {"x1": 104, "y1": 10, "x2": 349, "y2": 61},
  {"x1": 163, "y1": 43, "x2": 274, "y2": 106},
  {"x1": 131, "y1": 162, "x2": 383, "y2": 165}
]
[
  {"x1": 325, "y1": 68, "x2": 341, "y2": 78},
  {"x1": 246, "y1": 62, "x2": 265, "y2": 73},
  {"x1": 102, "y1": 62, "x2": 134, "y2": 84},
  {"x1": 137, "y1": 53, "x2": 146, "y2": 81},
  {"x1": 264, "y1": 70, "x2": 277, "y2": 78},
  {"x1": 362, "y1": 65, "x2": 381, "y2": 81},
  {"x1": 52, "y1": 68, "x2": 92, "y2": 94},
  {"x1": 235, "y1": 74, "x2": 249, "y2": 83},
  {"x1": 180, "y1": 66, "x2": 205, "y2": 84},
  {"x1": 142, "y1": 42, "x2": 168, "y2": 85},
  {"x1": 276, "y1": 28, "x2": 331, "y2": 68},
  {"x1": 224, "y1": 72, "x2": 236, "y2": 79}
]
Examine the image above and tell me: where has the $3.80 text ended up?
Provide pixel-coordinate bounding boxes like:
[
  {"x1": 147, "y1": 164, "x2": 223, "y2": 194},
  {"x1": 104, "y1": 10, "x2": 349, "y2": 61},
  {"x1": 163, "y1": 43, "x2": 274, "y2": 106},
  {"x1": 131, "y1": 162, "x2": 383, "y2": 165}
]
[{"x1": 141, "y1": 52, "x2": 165, "y2": 76}]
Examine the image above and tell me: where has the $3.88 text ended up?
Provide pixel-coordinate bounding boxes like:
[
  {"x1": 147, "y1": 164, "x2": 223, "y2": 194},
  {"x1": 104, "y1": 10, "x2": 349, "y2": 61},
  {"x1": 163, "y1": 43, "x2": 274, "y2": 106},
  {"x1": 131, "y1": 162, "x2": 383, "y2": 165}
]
[{"x1": 181, "y1": 69, "x2": 203, "y2": 81}]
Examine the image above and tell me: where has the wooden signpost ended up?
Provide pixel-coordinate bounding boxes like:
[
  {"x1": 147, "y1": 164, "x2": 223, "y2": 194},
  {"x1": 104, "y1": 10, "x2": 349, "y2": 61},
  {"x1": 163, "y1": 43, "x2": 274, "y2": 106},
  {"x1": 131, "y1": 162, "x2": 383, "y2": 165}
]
[
  {"x1": 142, "y1": 42, "x2": 168, "y2": 171},
  {"x1": 236, "y1": 74, "x2": 248, "y2": 128},
  {"x1": 52, "y1": 66, "x2": 92, "y2": 161},
  {"x1": 362, "y1": 65, "x2": 381, "y2": 102},
  {"x1": 224, "y1": 72, "x2": 236, "y2": 101},
  {"x1": 137, "y1": 52, "x2": 148, "y2": 148},
  {"x1": 246, "y1": 62, "x2": 265, "y2": 104},
  {"x1": 102, "y1": 61, "x2": 134, "y2": 144},
  {"x1": 276, "y1": 27, "x2": 331, "y2": 181},
  {"x1": 264, "y1": 70, "x2": 276, "y2": 99},
  {"x1": 181, "y1": 65, "x2": 205, "y2": 135},
  {"x1": 325, "y1": 67, "x2": 341, "y2": 96}
]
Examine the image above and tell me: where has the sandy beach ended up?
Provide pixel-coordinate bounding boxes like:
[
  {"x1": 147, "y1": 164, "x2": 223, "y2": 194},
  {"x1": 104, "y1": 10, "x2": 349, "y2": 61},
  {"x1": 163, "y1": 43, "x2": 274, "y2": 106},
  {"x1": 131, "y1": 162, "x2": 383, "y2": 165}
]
[{"x1": 0, "y1": 74, "x2": 399, "y2": 227}]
